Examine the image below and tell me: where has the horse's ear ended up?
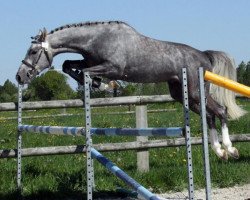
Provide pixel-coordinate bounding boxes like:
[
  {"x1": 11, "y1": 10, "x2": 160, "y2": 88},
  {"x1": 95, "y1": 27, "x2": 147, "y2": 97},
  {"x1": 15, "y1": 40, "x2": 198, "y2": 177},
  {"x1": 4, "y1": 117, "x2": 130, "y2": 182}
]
[
  {"x1": 38, "y1": 28, "x2": 47, "y2": 42},
  {"x1": 43, "y1": 28, "x2": 47, "y2": 38}
]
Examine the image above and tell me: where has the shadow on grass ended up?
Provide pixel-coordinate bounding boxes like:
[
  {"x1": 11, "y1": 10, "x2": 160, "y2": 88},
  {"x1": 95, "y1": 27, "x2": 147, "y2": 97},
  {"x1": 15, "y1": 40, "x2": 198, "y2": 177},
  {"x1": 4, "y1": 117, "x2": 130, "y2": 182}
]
[
  {"x1": 230, "y1": 155, "x2": 250, "y2": 163},
  {"x1": 0, "y1": 190, "x2": 135, "y2": 200},
  {"x1": 1, "y1": 167, "x2": 137, "y2": 200},
  {"x1": 215, "y1": 155, "x2": 250, "y2": 164}
]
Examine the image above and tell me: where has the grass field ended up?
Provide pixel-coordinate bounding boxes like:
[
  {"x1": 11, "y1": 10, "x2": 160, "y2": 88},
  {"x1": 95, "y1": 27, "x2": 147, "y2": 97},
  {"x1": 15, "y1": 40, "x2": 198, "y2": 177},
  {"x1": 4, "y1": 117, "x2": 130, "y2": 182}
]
[{"x1": 0, "y1": 100, "x2": 249, "y2": 200}]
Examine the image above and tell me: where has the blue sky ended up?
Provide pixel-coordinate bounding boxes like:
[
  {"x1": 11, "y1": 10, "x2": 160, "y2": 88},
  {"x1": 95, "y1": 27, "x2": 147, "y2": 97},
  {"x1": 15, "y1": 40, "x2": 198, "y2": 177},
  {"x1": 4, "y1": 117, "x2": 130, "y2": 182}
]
[{"x1": 0, "y1": 0, "x2": 249, "y2": 89}]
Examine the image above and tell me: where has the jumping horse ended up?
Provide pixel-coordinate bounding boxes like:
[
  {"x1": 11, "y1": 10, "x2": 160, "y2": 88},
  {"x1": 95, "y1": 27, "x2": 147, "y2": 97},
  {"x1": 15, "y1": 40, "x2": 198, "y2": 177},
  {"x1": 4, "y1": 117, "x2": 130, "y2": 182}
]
[{"x1": 16, "y1": 21, "x2": 246, "y2": 160}]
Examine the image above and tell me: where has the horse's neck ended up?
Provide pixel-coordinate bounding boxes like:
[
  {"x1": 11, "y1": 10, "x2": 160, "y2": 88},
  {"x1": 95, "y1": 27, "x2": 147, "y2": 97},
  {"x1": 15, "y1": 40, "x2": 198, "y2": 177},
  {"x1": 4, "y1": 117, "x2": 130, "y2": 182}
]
[{"x1": 47, "y1": 26, "x2": 101, "y2": 56}]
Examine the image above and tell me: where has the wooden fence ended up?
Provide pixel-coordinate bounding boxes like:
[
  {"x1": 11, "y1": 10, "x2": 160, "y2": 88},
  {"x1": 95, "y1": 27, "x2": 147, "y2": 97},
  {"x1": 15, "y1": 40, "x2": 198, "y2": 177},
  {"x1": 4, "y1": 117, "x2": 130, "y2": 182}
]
[
  {"x1": 1, "y1": 94, "x2": 246, "y2": 112},
  {"x1": 0, "y1": 95, "x2": 173, "y2": 111},
  {"x1": 0, "y1": 95, "x2": 174, "y2": 172},
  {"x1": 1, "y1": 134, "x2": 249, "y2": 159},
  {"x1": 0, "y1": 133, "x2": 250, "y2": 158},
  {"x1": 0, "y1": 95, "x2": 249, "y2": 171}
]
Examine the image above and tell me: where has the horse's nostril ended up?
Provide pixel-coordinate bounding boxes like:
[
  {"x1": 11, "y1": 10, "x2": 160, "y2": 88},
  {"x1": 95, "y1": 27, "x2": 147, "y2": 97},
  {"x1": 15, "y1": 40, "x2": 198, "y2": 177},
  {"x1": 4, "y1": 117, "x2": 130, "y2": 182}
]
[{"x1": 16, "y1": 74, "x2": 22, "y2": 84}]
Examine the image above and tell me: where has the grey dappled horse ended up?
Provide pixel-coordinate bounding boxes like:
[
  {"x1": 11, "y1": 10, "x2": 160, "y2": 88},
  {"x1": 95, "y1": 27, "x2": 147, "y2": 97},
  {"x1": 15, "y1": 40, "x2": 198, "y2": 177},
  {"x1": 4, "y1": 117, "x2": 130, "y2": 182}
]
[{"x1": 16, "y1": 21, "x2": 246, "y2": 160}]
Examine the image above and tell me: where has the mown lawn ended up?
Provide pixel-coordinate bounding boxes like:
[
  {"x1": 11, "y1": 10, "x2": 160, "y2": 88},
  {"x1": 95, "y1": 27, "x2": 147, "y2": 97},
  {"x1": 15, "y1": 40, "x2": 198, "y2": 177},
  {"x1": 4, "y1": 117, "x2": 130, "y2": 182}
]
[{"x1": 0, "y1": 100, "x2": 249, "y2": 200}]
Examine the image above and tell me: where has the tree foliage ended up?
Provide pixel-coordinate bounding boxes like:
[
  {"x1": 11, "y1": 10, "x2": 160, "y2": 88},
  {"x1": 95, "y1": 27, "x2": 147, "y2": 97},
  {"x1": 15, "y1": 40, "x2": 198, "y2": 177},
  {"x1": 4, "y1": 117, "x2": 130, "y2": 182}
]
[
  {"x1": 0, "y1": 79, "x2": 18, "y2": 102},
  {"x1": 237, "y1": 61, "x2": 250, "y2": 86},
  {"x1": 23, "y1": 70, "x2": 76, "y2": 101},
  {"x1": 120, "y1": 82, "x2": 169, "y2": 96}
]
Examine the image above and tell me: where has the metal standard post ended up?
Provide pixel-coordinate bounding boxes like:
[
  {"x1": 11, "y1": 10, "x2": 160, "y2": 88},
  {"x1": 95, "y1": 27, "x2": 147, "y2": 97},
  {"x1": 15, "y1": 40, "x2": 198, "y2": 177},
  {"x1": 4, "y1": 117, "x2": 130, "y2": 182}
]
[
  {"x1": 84, "y1": 72, "x2": 94, "y2": 200},
  {"x1": 198, "y1": 67, "x2": 211, "y2": 200},
  {"x1": 136, "y1": 105, "x2": 149, "y2": 172},
  {"x1": 17, "y1": 85, "x2": 23, "y2": 190},
  {"x1": 182, "y1": 68, "x2": 194, "y2": 200}
]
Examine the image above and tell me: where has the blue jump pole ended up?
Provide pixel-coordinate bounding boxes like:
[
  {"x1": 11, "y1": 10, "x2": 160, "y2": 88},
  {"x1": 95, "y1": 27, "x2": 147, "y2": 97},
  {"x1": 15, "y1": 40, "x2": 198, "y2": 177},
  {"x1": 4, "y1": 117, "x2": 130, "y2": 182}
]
[
  {"x1": 91, "y1": 127, "x2": 183, "y2": 137},
  {"x1": 18, "y1": 125, "x2": 183, "y2": 137},
  {"x1": 18, "y1": 125, "x2": 84, "y2": 136},
  {"x1": 91, "y1": 148, "x2": 160, "y2": 200}
]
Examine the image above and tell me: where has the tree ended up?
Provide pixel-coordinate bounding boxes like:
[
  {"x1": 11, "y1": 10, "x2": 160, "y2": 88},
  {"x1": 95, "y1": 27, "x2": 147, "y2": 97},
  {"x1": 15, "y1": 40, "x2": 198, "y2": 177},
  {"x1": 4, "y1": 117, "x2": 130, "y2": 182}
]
[
  {"x1": 237, "y1": 61, "x2": 250, "y2": 86},
  {"x1": 120, "y1": 83, "x2": 137, "y2": 96},
  {"x1": 24, "y1": 70, "x2": 76, "y2": 101},
  {"x1": 237, "y1": 61, "x2": 246, "y2": 84},
  {"x1": 243, "y1": 61, "x2": 250, "y2": 86},
  {"x1": 0, "y1": 79, "x2": 18, "y2": 102}
]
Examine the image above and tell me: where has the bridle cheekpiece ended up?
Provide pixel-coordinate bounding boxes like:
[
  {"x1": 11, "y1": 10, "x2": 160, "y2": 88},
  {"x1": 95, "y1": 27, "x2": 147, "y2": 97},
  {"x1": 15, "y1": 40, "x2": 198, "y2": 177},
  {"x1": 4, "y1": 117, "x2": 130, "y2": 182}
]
[{"x1": 22, "y1": 41, "x2": 52, "y2": 75}]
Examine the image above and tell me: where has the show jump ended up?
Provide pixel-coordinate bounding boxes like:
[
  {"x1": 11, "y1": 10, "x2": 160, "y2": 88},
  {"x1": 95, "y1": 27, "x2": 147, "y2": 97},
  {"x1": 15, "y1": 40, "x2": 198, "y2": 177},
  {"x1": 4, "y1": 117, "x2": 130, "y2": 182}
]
[{"x1": 15, "y1": 20, "x2": 249, "y2": 200}]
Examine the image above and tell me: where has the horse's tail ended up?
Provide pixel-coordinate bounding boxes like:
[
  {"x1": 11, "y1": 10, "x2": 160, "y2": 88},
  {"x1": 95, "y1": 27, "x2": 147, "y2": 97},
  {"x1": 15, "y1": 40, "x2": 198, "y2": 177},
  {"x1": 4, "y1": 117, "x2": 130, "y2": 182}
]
[{"x1": 204, "y1": 50, "x2": 247, "y2": 120}]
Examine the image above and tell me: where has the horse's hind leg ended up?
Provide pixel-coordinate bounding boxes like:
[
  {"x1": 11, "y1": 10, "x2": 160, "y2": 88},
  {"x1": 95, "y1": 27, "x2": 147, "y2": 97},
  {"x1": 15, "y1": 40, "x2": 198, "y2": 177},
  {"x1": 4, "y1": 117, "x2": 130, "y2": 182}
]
[
  {"x1": 168, "y1": 79, "x2": 224, "y2": 157},
  {"x1": 206, "y1": 96, "x2": 239, "y2": 159},
  {"x1": 207, "y1": 115, "x2": 228, "y2": 160},
  {"x1": 187, "y1": 98, "x2": 229, "y2": 160},
  {"x1": 221, "y1": 121, "x2": 239, "y2": 159},
  {"x1": 184, "y1": 96, "x2": 229, "y2": 159},
  {"x1": 168, "y1": 77, "x2": 238, "y2": 159},
  {"x1": 179, "y1": 78, "x2": 230, "y2": 159}
]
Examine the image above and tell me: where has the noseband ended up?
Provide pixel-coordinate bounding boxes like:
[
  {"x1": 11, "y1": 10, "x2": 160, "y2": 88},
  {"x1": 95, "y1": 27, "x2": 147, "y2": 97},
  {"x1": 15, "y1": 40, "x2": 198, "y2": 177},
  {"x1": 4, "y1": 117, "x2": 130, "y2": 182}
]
[{"x1": 22, "y1": 42, "x2": 52, "y2": 74}]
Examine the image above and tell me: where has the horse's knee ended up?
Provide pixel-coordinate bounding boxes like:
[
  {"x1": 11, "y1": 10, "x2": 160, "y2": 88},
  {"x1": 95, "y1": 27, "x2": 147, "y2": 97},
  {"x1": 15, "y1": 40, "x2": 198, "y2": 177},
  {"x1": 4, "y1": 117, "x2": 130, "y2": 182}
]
[
  {"x1": 92, "y1": 77, "x2": 102, "y2": 88},
  {"x1": 62, "y1": 60, "x2": 71, "y2": 73},
  {"x1": 62, "y1": 60, "x2": 71, "y2": 67}
]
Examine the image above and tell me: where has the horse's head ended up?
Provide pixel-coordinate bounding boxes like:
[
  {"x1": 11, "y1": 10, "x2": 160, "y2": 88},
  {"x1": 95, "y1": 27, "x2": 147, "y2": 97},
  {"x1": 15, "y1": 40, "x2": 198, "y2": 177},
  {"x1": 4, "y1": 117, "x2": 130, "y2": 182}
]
[{"x1": 16, "y1": 28, "x2": 53, "y2": 84}]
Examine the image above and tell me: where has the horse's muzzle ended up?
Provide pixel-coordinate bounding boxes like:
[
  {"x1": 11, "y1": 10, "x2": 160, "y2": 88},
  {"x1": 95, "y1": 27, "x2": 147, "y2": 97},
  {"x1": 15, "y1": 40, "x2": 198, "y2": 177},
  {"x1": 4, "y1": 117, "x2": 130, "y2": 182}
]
[{"x1": 16, "y1": 74, "x2": 23, "y2": 84}]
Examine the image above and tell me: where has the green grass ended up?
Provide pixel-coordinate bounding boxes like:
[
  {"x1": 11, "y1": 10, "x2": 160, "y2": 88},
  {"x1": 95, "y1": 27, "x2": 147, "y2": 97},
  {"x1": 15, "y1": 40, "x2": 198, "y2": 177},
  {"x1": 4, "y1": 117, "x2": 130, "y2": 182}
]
[{"x1": 0, "y1": 100, "x2": 249, "y2": 199}]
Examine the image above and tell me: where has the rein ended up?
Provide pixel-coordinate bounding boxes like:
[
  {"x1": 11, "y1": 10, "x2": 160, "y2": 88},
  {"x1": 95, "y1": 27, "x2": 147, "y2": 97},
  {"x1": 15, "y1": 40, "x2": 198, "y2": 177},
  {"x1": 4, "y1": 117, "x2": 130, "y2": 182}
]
[{"x1": 22, "y1": 42, "x2": 52, "y2": 74}]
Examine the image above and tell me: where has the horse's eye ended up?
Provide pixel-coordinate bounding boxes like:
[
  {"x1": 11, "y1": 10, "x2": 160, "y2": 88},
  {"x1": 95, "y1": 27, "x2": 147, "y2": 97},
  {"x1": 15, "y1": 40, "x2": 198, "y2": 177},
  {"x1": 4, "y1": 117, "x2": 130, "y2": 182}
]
[{"x1": 31, "y1": 51, "x2": 37, "y2": 55}]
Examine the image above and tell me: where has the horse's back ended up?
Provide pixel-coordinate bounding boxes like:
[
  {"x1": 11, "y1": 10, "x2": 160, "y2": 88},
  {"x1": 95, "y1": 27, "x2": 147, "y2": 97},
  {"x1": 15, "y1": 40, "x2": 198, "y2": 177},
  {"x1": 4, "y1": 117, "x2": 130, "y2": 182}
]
[{"x1": 91, "y1": 22, "x2": 213, "y2": 83}]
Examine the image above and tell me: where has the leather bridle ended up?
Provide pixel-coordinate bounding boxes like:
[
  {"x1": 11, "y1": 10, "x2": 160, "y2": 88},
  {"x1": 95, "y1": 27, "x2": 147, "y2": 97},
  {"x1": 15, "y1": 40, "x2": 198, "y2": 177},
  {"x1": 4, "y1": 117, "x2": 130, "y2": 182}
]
[{"x1": 22, "y1": 42, "x2": 52, "y2": 75}]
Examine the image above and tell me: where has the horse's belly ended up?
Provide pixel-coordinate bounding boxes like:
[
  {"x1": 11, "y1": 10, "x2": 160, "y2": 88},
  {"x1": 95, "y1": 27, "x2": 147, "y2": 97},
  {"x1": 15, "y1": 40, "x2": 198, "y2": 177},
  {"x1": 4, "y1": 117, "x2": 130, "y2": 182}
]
[{"x1": 122, "y1": 66, "x2": 174, "y2": 83}]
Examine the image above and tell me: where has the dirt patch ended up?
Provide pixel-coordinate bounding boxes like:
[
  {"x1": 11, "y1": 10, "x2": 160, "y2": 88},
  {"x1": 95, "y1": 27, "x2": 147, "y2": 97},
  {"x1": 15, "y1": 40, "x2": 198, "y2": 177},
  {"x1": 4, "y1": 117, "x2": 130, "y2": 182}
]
[{"x1": 158, "y1": 184, "x2": 250, "y2": 200}]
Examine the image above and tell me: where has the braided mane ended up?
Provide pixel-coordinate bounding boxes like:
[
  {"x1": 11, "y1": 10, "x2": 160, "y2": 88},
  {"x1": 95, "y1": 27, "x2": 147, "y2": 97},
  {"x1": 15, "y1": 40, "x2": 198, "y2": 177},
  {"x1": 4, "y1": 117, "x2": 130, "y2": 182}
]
[{"x1": 49, "y1": 21, "x2": 126, "y2": 34}]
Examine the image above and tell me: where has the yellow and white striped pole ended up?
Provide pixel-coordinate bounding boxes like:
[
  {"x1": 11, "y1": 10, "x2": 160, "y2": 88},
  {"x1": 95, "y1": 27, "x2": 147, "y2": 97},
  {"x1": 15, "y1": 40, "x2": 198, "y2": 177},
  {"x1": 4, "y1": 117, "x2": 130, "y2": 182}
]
[{"x1": 204, "y1": 71, "x2": 250, "y2": 98}]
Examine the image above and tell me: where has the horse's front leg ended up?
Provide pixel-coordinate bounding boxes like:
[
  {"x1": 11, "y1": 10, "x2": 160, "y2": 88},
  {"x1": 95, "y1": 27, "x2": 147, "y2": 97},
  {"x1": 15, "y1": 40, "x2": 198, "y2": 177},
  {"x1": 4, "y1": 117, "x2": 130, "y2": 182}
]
[
  {"x1": 62, "y1": 60, "x2": 104, "y2": 87},
  {"x1": 83, "y1": 63, "x2": 122, "y2": 91},
  {"x1": 62, "y1": 60, "x2": 86, "y2": 84},
  {"x1": 62, "y1": 60, "x2": 119, "y2": 91},
  {"x1": 221, "y1": 122, "x2": 239, "y2": 159}
]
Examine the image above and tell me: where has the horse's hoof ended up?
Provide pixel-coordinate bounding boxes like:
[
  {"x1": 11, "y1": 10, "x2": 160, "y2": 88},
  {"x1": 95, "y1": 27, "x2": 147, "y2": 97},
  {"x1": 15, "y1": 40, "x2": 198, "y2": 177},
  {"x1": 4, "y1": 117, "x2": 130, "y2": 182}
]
[
  {"x1": 221, "y1": 150, "x2": 228, "y2": 161},
  {"x1": 212, "y1": 148, "x2": 228, "y2": 160},
  {"x1": 227, "y1": 147, "x2": 239, "y2": 159}
]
